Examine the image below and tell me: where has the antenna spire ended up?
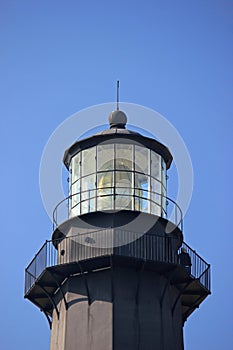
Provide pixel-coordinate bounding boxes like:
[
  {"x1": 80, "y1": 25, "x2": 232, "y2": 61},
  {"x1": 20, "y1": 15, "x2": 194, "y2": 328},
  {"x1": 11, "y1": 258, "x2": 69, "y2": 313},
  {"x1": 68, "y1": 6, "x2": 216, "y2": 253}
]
[{"x1": 116, "y1": 80, "x2": 120, "y2": 110}]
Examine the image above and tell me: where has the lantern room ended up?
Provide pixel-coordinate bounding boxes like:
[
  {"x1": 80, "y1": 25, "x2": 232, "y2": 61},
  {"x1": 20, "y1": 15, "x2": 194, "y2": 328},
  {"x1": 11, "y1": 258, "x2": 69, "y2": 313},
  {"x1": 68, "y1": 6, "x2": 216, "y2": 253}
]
[{"x1": 64, "y1": 110, "x2": 173, "y2": 222}]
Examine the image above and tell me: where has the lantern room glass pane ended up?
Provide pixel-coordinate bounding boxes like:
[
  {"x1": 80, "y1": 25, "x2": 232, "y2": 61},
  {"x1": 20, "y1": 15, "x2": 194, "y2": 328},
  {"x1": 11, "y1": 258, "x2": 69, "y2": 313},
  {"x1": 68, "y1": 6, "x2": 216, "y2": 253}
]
[
  {"x1": 151, "y1": 178, "x2": 161, "y2": 202},
  {"x1": 115, "y1": 144, "x2": 133, "y2": 171},
  {"x1": 135, "y1": 173, "x2": 149, "y2": 212},
  {"x1": 151, "y1": 178, "x2": 161, "y2": 216},
  {"x1": 135, "y1": 173, "x2": 149, "y2": 193},
  {"x1": 97, "y1": 194, "x2": 114, "y2": 211},
  {"x1": 71, "y1": 180, "x2": 80, "y2": 206},
  {"x1": 72, "y1": 153, "x2": 80, "y2": 183},
  {"x1": 97, "y1": 144, "x2": 114, "y2": 171},
  {"x1": 161, "y1": 184, "x2": 167, "y2": 217},
  {"x1": 161, "y1": 158, "x2": 166, "y2": 188},
  {"x1": 82, "y1": 147, "x2": 96, "y2": 177},
  {"x1": 97, "y1": 171, "x2": 114, "y2": 189},
  {"x1": 70, "y1": 179, "x2": 81, "y2": 216},
  {"x1": 81, "y1": 174, "x2": 96, "y2": 214},
  {"x1": 115, "y1": 171, "x2": 133, "y2": 191},
  {"x1": 97, "y1": 171, "x2": 114, "y2": 211},
  {"x1": 115, "y1": 171, "x2": 133, "y2": 210},
  {"x1": 151, "y1": 151, "x2": 161, "y2": 180},
  {"x1": 135, "y1": 146, "x2": 149, "y2": 174},
  {"x1": 70, "y1": 205, "x2": 80, "y2": 217}
]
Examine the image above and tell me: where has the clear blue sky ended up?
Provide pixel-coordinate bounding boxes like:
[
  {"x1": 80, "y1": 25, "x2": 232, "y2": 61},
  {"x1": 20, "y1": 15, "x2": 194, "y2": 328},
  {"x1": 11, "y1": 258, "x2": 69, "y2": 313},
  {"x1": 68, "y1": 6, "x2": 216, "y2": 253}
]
[{"x1": 1, "y1": 1, "x2": 232, "y2": 349}]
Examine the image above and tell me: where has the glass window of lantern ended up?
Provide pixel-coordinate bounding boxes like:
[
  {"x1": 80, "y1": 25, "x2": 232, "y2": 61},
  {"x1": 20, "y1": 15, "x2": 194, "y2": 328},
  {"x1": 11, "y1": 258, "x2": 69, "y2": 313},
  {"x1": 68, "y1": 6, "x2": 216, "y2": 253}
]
[
  {"x1": 97, "y1": 144, "x2": 114, "y2": 171},
  {"x1": 151, "y1": 151, "x2": 161, "y2": 181},
  {"x1": 151, "y1": 178, "x2": 161, "y2": 216},
  {"x1": 71, "y1": 179, "x2": 81, "y2": 212},
  {"x1": 97, "y1": 171, "x2": 114, "y2": 189},
  {"x1": 161, "y1": 158, "x2": 167, "y2": 188},
  {"x1": 115, "y1": 171, "x2": 133, "y2": 190},
  {"x1": 70, "y1": 204, "x2": 80, "y2": 217},
  {"x1": 135, "y1": 173, "x2": 149, "y2": 193},
  {"x1": 115, "y1": 193, "x2": 133, "y2": 210},
  {"x1": 115, "y1": 171, "x2": 133, "y2": 210},
  {"x1": 97, "y1": 195, "x2": 114, "y2": 211},
  {"x1": 115, "y1": 143, "x2": 133, "y2": 171},
  {"x1": 97, "y1": 172, "x2": 114, "y2": 211},
  {"x1": 135, "y1": 145, "x2": 149, "y2": 175},
  {"x1": 134, "y1": 173, "x2": 149, "y2": 212},
  {"x1": 82, "y1": 147, "x2": 96, "y2": 177},
  {"x1": 81, "y1": 174, "x2": 96, "y2": 214},
  {"x1": 71, "y1": 153, "x2": 80, "y2": 184},
  {"x1": 151, "y1": 178, "x2": 161, "y2": 203},
  {"x1": 161, "y1": 184, "x2": 167, "y2": 217}
]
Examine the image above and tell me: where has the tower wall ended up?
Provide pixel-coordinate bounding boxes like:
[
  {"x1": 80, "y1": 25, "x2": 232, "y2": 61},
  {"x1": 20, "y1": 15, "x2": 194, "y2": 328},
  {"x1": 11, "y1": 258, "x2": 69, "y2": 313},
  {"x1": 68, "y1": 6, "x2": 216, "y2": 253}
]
[{"x1": 50, "y1": 267, "x2": 184, "y2": 350}]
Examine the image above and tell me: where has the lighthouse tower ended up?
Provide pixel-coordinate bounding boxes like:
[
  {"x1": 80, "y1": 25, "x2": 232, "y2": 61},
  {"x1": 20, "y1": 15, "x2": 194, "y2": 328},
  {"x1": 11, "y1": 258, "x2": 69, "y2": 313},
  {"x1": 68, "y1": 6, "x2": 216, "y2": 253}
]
[{"x1": 25, "y1": 108, "x2": 210, "y2": 350}]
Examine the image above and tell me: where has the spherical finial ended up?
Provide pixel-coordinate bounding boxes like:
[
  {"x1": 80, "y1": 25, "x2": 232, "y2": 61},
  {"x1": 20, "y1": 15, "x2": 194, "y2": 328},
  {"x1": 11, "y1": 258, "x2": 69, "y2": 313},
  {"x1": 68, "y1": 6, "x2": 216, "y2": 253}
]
[{"x1": 108, "y1": 110, "x2": 127, "y2": 129}]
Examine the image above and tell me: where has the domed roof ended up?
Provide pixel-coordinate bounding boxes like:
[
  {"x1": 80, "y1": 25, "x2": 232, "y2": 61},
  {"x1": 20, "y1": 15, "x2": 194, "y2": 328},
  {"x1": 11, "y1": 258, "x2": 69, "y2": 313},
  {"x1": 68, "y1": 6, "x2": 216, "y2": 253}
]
[
  {"x1": 108, "y1": 110, "x2": 127, "y2": 128},
  {"x1": 63, "y1": 108, "x2": 173, "y2": 170},
  {"x1": 96, "y1": 109, "x2": 139, "y2": 136}
]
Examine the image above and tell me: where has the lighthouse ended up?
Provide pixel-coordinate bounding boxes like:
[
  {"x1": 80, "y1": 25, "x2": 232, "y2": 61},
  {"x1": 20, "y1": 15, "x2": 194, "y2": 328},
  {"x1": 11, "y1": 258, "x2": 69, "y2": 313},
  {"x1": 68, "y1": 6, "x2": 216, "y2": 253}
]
[{"x1": 24, "y1": 107, "x2": 211, "y2": 350}]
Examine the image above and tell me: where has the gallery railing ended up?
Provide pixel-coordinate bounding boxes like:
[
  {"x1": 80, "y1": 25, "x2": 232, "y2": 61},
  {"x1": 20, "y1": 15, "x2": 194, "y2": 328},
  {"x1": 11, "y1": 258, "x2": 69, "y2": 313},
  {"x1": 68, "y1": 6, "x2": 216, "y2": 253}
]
[
  {"x1": 52, "y1": 188, "x2": 183, "y2": 231},
  {"x1": 25, "y1": 229, "x2": 210, "y2": 295}
]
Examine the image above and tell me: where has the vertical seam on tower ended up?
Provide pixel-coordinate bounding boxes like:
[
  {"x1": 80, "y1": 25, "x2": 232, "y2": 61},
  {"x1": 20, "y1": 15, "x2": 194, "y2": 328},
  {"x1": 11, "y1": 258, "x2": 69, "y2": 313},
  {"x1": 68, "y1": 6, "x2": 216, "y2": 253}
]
[
  {"x1": 78, "y1": 261, "x2": 91, "y2": 306},
  {"x1": 136, "y1": 260, "x2": 146, "y2": 350}
]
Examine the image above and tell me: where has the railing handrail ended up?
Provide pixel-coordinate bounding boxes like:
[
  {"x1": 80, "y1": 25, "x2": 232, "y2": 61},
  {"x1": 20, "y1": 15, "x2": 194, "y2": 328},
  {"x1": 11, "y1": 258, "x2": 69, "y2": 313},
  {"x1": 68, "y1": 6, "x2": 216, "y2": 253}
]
[
  {"x1": 25, "y1": 240, "x2": 48, "y2": 272},
  {"x1": 52, "y1": 187, "x2": 183, "y2": 230},
  {"x1": 29, "y1": 228, "x2": 176, "y2": 248}
]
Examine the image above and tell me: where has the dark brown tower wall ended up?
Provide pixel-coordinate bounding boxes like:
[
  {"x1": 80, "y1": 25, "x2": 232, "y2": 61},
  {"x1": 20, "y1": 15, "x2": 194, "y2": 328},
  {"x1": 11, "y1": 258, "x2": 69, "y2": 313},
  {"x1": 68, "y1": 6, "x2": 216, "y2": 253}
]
[{"x1": 50, "y1": 267, "x2": 183, "y2": 350}]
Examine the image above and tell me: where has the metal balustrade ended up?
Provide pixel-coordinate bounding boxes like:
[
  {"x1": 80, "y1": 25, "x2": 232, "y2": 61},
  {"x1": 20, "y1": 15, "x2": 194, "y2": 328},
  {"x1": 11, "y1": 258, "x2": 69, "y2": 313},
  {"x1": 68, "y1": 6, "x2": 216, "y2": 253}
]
[
  {"x1": 52, "y1": 188, "x2": 183, "y2": 231},
  {"x1": 25, "y1": 229, "x2": 210, "y2": 295}
]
